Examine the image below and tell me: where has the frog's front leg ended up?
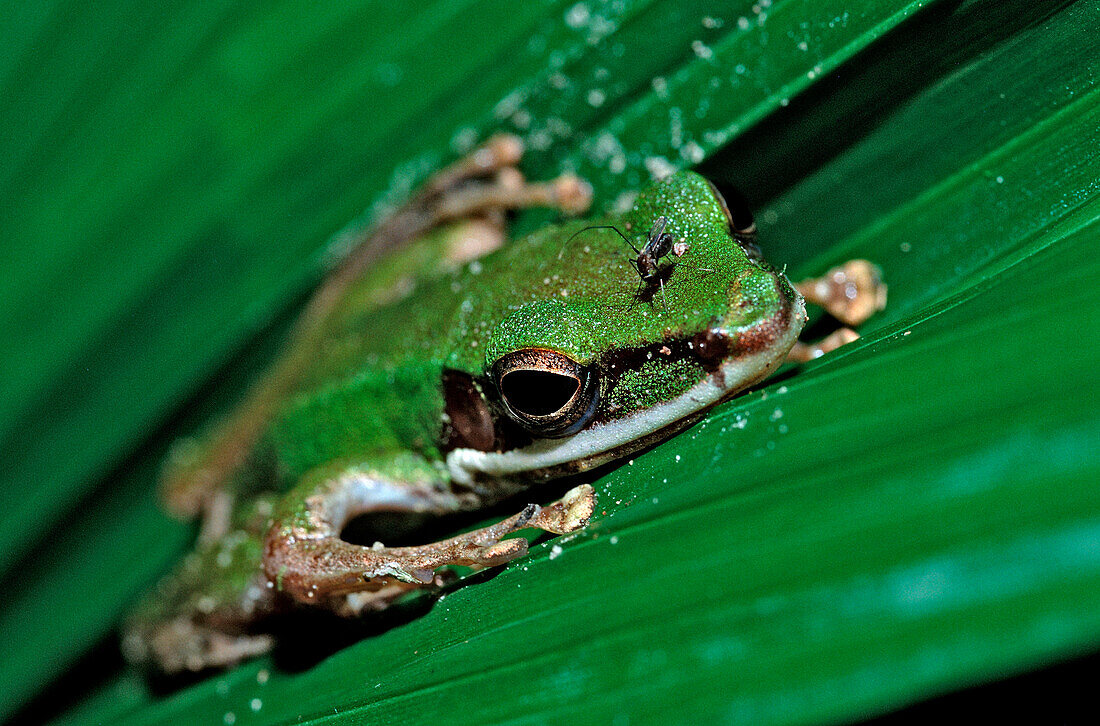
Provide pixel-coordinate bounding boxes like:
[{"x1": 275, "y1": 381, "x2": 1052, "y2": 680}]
[{"x1": 262, "y1": 465, "x2": 594, "y2": 606}]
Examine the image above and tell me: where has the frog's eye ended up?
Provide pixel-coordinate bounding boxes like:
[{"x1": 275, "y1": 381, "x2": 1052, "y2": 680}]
[
  {"x1": 705, "y1": 178, "x2": 764, "y2": 261},
  {"x1": 705, "y1": 179, "x2": 756, "y2": 236},
  {"x1": 492, "y1": 349, "x2": 599, "y2": 437}
]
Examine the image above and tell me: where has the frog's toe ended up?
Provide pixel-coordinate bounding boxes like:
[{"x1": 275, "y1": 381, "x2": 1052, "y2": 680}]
[
  {"x1": 552, "y1": 174, "x2": 594, "y2": 215},
  {"x1": 795, "y1": 259, "x2": 887, "y2": 326},
  {"x1": 529, "y1": 484, "x2": 596, "y2": 534},
  {"x1": 786, "y1": 328, "x2": 861, "y2": 363}
]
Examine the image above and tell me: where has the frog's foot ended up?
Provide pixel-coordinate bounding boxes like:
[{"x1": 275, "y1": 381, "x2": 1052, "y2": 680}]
[
  {"x1": 263, "y1": 482, "x2": 595, "y2": 605},
  {"x1": 430, "y1": 165, "x2": 592, "y2": 223},
  {"x1": 378, "y1": 134, "x2": 591, "y2": 247},
  {"x1": 794, "y1": 259, "x2": 887, "y2": 326},
  {"x1": 123, "y1": 616, "x2": 275, "y2": 674},
  {"x1": 425, "y1": 134, "x2": 592, "y2": 216},
  {"x1": 426, "y1": 134, "x2": 526, "y2": 192},
  {"x1": 786, "y1": 328, "x2": 861, "y2": 363}
]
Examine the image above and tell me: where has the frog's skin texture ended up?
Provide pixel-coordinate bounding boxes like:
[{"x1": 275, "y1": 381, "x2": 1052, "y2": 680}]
[{"x1": 123, "y1": 137, "x2": 885, "y2": 674}]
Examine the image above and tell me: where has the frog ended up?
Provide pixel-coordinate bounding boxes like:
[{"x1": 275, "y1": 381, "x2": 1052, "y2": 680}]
[{"x1": 122, "y1": 135, "x2": 885, "y2": 674}]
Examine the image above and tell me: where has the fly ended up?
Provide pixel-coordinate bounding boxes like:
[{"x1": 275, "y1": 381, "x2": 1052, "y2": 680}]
[{"x1": 560, "y1": 215, "x2": 710, "y2": 307}]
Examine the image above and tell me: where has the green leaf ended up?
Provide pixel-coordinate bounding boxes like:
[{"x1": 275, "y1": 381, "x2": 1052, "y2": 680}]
[{"x1": 2, "y1": 0, "x2": 1097, "y2": 724}]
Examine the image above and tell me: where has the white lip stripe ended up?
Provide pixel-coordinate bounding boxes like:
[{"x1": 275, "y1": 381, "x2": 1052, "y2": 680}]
[{"x1": 447, "y1": 295, "x2": 805, "y2": 484}]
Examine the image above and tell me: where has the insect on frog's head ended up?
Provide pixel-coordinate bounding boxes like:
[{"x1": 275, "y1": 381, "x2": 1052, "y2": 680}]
[{"x1": 444, "y1": 171, "x2": 806, "y2": 483}]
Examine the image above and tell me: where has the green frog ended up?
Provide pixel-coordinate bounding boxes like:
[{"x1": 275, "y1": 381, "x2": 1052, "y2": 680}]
[{"x1": 123, "y1": 136, "x2": 885, "y2": 673}]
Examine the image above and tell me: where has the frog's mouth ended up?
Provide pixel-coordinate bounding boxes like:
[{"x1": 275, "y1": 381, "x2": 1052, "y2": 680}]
[{"x1": 447, "y1": 286, "x2": 806, "y2": 485}]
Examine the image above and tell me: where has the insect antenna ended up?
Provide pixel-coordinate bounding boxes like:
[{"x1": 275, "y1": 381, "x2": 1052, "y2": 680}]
[
  {"x1": 674, "y1": 259, "x2": 715, "y2": 275},
  {"x1": 558, "y1": 224, "x2": 640, "y2": 260},
  {"x1": 667, "y1": 239, "x2": 714, "y2": 275}
]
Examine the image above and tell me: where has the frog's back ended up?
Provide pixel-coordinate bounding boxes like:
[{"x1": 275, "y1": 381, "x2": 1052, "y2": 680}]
[
  {"x1": 290, "y1": 217, "x2": 590, "y2": 392},
  {"x1": 289, "y1": 170, "x2": 784, "y2": 397}
]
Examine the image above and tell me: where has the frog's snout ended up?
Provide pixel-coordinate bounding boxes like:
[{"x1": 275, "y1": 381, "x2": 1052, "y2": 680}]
[{"x1": 721, "y1": 273, "x2": 807, "y2": 366}]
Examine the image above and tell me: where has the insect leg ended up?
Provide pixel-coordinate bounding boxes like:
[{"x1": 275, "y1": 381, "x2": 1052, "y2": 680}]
[
  {"x1": 673, "y1": 259, "x2": 715, "y2": 274},
  {"x1": 558, "y1": 224, "x2": 642, "y2": 260}
]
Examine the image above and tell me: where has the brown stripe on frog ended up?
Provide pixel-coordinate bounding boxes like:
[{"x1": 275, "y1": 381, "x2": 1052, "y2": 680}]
[
  {"x1": 440, "y1": 370, "x2": 495, "y2": 452},
  {"x1": 440, "y1": 369, "x2": 533, "y2": 454},
  {"x1": 594, "y1": 274, "x2": 796, "y2": 412}
]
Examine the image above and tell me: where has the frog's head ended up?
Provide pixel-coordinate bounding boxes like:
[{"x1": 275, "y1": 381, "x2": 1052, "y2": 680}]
[{"x1": 447, "y1": 171, "x2": 805, "y2": 483}]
